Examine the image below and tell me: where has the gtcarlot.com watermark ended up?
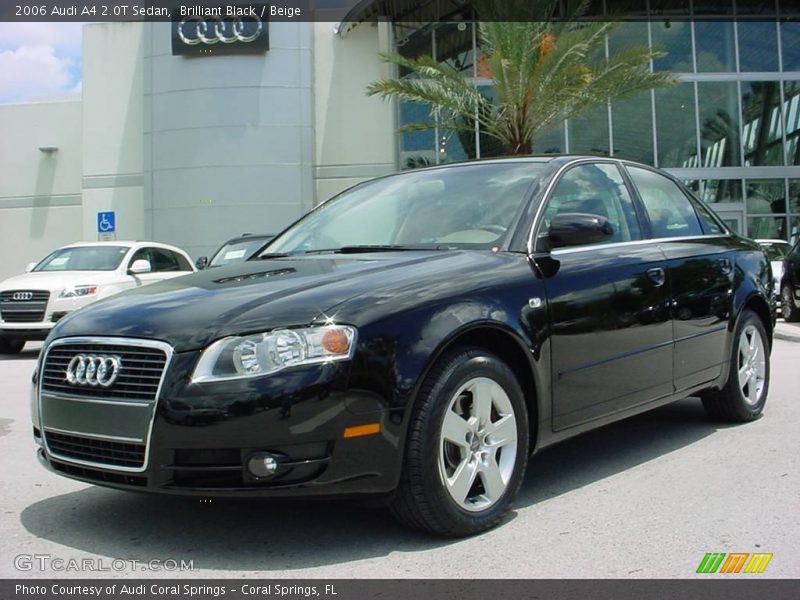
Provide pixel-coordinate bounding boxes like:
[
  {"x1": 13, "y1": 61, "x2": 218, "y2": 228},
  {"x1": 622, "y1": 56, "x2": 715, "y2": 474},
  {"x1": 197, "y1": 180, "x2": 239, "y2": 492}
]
[{"x1": 14, "y1": 553, "x2": 194, "y2": 572}]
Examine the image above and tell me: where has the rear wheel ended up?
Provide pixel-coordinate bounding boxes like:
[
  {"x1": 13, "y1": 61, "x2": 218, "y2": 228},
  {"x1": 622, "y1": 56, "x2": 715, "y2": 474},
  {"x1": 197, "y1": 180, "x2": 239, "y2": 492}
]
[
  {"x1": 701, "y1": 310, "x2": 769, "y2": 422},
  {"x1": 390, "y1": 347, "x2": 529, "y2": 537},
  {"x1": 782, "y1": 285, "x2": 800, "y2": 322},
  {"x1": 0, "y1": 338, "x2": 25, "y2": 354}
]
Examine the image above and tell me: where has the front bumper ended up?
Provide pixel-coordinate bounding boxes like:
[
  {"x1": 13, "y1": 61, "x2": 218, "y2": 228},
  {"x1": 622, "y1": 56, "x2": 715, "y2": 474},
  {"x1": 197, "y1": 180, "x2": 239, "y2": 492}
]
[{"x1": 34, "y1": 344, "x2": 404, "y2": 498}]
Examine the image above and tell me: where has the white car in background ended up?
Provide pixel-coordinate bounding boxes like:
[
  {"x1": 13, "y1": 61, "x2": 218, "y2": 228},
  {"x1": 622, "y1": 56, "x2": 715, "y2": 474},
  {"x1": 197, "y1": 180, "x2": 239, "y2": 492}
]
[
  {"x1": 0, "y1": 241, "x2": 195, "y2": 354},
  {"x1": 755, "y1": 238, "x2": 794, "y2": 299}
]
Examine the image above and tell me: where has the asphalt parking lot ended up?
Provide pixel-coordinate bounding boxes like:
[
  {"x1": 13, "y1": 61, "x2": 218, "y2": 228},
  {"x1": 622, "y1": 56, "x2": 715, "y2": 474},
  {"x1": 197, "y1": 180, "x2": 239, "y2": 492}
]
[{"x1": 1, "y1": 340, "x2": 798, "y2": 579}]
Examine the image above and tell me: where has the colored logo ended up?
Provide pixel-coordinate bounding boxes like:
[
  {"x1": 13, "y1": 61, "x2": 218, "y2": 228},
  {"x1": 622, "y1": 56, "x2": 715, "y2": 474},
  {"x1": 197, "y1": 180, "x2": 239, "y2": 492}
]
[{"x1": 696, "y1": 552, "x2": 772, "y2": 574}]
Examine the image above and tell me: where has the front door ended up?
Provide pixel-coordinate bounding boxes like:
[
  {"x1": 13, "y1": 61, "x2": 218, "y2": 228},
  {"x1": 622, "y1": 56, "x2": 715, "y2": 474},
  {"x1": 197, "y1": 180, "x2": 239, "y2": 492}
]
[{"x1": 532, "y1": 162, "x2": 674, "y2": 430}]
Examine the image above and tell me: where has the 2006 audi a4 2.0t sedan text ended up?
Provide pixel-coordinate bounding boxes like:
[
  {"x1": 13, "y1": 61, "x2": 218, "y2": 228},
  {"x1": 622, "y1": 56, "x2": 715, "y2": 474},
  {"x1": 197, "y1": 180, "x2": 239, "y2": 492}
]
[{"x1": 31, "y1": 157, "x2": 774, "y2": 536}]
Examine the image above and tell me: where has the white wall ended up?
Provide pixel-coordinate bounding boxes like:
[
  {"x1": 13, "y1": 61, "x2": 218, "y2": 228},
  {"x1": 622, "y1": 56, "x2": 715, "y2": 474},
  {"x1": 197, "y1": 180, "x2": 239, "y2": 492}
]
[
  {"x1": 313, "y1": 22, "x2": 396, "y2": 204},
  {"x1": 81, "y1": 22, "x2": 146, "y2": 243},
  {"x1": 0, "y1": 99, "x2": 83, "y2": 282},
  {"x1": 142, "y1": 21, "x2": 314, "y2": 260}
]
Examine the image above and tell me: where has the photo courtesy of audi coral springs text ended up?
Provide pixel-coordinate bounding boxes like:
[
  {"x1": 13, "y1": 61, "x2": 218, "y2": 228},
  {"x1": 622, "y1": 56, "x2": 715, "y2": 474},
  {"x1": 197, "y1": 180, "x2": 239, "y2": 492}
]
[{"x1": 32, "y1": 158, "x2": 775, "y2": 537}]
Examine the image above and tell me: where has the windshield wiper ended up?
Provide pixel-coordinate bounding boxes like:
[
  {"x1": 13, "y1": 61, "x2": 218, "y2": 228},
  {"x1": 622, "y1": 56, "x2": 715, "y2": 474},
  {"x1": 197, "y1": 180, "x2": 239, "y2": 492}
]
[{"x1": 302, "y1": 244, "x2": 444, "y2": 255}]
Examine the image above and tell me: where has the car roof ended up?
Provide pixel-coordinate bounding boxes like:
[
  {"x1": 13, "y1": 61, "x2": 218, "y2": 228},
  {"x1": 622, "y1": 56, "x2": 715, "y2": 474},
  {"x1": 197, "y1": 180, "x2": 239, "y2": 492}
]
[
  {"x1": 755, "y1": 239, "x2": 792, "y2": 245},
  {"x1": 61, "y1": 241, "x2": 191, "y2": 255}
]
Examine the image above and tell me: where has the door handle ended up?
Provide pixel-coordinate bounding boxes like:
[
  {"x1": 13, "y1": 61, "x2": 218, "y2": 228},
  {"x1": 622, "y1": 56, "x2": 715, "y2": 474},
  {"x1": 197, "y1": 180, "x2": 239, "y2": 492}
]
[{"x1": 647, "y1": 267, "x2": 666, "y2": 287}]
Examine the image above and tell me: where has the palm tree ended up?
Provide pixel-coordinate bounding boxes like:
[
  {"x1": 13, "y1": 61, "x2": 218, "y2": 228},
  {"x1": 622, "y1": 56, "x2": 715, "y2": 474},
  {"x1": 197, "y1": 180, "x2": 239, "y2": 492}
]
[{"x1": 367, "y1": 0, "x2": 678, "y2": 156}]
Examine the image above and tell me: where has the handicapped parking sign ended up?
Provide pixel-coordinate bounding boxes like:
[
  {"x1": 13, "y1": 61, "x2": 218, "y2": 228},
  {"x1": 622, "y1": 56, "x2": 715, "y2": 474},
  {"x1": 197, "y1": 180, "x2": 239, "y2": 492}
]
[{"x1": 97, "y1": 211, "x2": 116, "y2": 240}]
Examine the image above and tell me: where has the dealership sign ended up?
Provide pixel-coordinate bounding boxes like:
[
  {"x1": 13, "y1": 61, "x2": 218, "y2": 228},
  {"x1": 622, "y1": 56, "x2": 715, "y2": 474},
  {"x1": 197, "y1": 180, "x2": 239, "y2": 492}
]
[{"x1": 171, "y1": 5, "x2": 269, "y2": 56}]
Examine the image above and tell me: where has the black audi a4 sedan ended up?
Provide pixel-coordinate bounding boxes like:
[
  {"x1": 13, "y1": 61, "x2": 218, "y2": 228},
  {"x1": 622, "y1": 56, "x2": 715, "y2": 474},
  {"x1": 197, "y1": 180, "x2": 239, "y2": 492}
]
[{"x1": 32, "y1": 157, "x2": 774, "y2": 536}]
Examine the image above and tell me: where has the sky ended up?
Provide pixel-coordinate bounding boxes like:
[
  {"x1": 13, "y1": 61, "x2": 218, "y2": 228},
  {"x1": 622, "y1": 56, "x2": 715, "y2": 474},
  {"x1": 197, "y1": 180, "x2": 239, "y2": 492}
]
[{"x1": 0, "y1": 23, "x2": 84, "y2": 104}]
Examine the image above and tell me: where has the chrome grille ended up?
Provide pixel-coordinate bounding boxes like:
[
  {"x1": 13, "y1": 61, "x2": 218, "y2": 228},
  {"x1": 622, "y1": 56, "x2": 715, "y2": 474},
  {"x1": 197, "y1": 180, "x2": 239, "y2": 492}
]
[
  {"x1": 42, "y1": 343, "x2": 167, "y2": 401},
  {"x1": 0, "y1": 290, "x2": 49, "y2": 322}
]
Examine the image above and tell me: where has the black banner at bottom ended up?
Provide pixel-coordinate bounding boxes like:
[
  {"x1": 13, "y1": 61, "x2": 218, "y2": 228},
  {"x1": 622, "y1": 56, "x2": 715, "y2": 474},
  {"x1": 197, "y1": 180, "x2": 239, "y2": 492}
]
[{"x1": 4, "y1": 580, "x2": 800, "y2": 600}]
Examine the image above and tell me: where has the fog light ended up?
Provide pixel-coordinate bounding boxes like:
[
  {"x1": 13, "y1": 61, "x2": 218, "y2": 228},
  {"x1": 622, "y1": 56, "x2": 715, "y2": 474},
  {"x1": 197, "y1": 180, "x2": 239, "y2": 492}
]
[{"x1": 246, "y1": 453, "x2": 279, "y2": 478}]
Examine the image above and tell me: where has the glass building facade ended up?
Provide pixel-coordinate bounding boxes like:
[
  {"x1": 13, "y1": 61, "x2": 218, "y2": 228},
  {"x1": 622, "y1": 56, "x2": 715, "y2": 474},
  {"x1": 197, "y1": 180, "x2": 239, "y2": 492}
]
[{"x1": 394, "y1": 0, "x2": 800, "y2": 244}]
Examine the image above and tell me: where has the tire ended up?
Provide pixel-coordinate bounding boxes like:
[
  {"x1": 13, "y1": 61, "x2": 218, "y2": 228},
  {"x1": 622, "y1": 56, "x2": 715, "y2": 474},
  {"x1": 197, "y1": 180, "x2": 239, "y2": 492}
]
[
  {"x1": 782, "y1": 285, "x2": 800, "y2": 322},
  {"x1": 701, "y1": 310, "x2": 770, "y2": 422},
  {"x1": 390, "y1": 347, "x2": 529, "y2": 537},
  {"x1": 0, "y1": 338, "x2": 24, "y2": 354}
]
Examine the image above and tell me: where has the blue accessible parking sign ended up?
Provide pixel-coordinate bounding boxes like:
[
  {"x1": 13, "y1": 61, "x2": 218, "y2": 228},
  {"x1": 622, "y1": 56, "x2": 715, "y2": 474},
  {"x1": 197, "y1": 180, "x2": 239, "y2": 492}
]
[{"x1": 97, "y1": 211, "x2": 116, "y2": 234}]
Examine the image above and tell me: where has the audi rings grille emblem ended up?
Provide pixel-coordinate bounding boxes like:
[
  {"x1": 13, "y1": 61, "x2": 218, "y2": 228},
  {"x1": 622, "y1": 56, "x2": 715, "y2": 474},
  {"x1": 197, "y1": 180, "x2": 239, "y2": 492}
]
[
  {"x1": 66, "y1": 355, "x2": 122, "y2": 388},
  {"x1": 12, "y1": 292, "x2": 34, "y2": 301},
  {"x1": 178, "y1": 17, "x2": 263, "y2": 46}
]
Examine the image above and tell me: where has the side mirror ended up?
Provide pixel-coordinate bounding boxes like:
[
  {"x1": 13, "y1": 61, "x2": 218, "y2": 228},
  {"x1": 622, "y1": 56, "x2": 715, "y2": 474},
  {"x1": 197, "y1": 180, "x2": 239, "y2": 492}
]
[
  {"x1": 129, "y1": 259, "x2": 152, "y2": 275},
  {"x1": 195, "y1": 256, "x2": 208, "y2": 270},
  {"x1": 25, "y1": 262, "x2": 37, "y2": 273},
  {"x1": 547, "y1": 213, "x2": 614, "y2": 249}
]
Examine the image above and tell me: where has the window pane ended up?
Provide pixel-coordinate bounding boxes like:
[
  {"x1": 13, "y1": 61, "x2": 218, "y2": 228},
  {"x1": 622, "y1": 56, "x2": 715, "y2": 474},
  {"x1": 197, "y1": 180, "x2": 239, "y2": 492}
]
[
  {"x1": 737, "y1": 21, "x2": 779, "y2": 71},
  {"x1": 702, "y1": 179, "x2": 743, "y2": 204},
  {"x1": 748, "y1": 216, "x2": 787, "y2": 239},
  {"x1": 612, "y1": 92, "x2": 655, "y2": 163},
  {"x1": 655, "y1": 83, "x2": 699, "y2": 168},
  {"x1": 788, "y1": 179, "x2": 800, "y2": 213},
  {"x1": 397, "y1": 29, "x2": 432, "y2": 78},
  {"x1": 542, "y1": 163, "x2": 642, "y2": 245},
  {"x1": 532, "y1": 122, "x2": 565, "y2": 155},
  {"x1": 790, "y1": 217, "x2": 800, "y2": 246},
  {"x1": 785, "y1": 82, "x2": 800, "y2": 165},
  {"x1": 781, "y1": 22, "x2": 800, "y2": 70},
  {"x1": 628, "y1": 166, "x2": 704, "y2": 238},
  {"x1": 569, "y1": 105, "x2": 610, "y2": 156},
  {"x1": 438, "y1": 128, "x2": 469, "y2": 164},
  {"x1": 399, "y1": 101, "x2": 435, "y2": 170},
  {"x1": 741, "y1": 81, "x2": 785, "y2": 166},
  {"x1": 651, "y1": 20, "x2": 694, "y2": 72},
  {"x1": 434, "y1": 22, "x2": 475, "y2": 76},
  {"x1": 698, "y1": 81, "x2": 741, "y2": 167},
  {"x1": 608, "y1": 22, "x2": 649, "y2": 55},
  {"x1": 746, "y1": 179, "x2": 786, "y2": 214},
  {"x1": 694, "y1": 21, "x2": 736, "y2": 72}
]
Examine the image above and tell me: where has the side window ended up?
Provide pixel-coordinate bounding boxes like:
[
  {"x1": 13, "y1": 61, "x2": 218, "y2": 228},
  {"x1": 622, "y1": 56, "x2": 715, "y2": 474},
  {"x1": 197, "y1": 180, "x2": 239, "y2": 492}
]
[
  {"x1": 167, "y1": 250, "x2": 192, "y2": 271},
  {"x1": 148, "y1": 248, "x2": 182, "y2": 272},
  {"x1": 128, "y1": 248, "x2": 150, "y2": 270},
  {"x1": 541, "y1": 163, "x2": 642, "y2": 247},
  {"x1": 628, "y1": 166, "x2": 704, "y2": 238},
  {"x1": 693, "y1": 201, "x2": 726, "y2": 235}
]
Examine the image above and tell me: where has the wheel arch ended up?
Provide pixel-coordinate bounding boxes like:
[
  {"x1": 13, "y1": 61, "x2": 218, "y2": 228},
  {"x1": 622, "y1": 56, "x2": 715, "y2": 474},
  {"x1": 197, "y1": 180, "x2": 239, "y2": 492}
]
[{"x1": 414, "y1": 322, "x2": 541, "y2": 455}]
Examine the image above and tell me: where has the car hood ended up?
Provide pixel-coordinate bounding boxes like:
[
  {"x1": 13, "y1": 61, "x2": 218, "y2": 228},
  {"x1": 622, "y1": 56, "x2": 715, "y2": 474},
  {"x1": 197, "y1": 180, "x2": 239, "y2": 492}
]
[
  {"x1": 49, "y1": 252, "x2": 496, "y2": 352},
  {"x1": 0, "y1": 270, "x2": 124, "y2": 293}
]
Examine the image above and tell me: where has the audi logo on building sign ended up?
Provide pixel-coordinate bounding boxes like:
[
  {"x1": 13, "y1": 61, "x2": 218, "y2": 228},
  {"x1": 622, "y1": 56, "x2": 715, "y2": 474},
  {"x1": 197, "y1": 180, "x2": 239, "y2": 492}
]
[
  {"x1": 66, "y1": 355, "x2": 122, "y2": 388},
  {"x1": 12, "y1": 292, "x2": 34, "y2": 301},
  {"x1": 171, "y1": 6, "x2": 269, "y2": 56}
]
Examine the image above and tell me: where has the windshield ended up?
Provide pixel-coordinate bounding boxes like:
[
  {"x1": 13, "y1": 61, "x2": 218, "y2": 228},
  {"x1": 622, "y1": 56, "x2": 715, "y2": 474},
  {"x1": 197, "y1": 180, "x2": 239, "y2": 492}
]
[
  {"x1": 210, "y1": 238, "x2": 271, "y2": 268},
  {"x1": 759, "y1": 242, "x2": 792, "y2": 261},
  {"x1": 33, "y1": 246, "x2": 129, "y2": 272},
  {"x1": 264, "y1": 162, "x2": 545, "y2": 255}
]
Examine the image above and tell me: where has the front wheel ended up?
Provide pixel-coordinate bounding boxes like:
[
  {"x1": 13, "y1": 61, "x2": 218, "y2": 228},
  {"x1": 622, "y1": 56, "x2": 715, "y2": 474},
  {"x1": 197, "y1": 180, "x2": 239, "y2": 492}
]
[
  {"x1": 782, "y1": 285, "x2": 800, "y2": 322},
  {"x1": 0, "y1": 338, "x2": 24, "y2": 354},
  {"x1": 390, "y1": 347, "x2": 529, "y2": 537},
  {"x1": 701, "y1": 310, "x2": 770, "y2": 422}
]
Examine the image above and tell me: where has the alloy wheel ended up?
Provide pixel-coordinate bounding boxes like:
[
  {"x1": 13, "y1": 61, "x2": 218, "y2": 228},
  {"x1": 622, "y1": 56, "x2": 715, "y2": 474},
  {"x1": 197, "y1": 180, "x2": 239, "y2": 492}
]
[
  {"x1": 438, "y1": 377, "x2": 518, "y2": 512},
  {"x1": 737, "y1": 324, "x2": 766, "y2": 406}
]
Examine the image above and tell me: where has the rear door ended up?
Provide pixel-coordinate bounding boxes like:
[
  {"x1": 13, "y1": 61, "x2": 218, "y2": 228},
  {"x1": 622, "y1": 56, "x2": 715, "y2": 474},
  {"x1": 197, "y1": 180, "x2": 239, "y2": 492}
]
[
  {"x1": 625, "y1": 165, "x2": 735, "y2": 391},
  {"x1": 533, "y1": 162, "x2": 673, "y2": 430}
]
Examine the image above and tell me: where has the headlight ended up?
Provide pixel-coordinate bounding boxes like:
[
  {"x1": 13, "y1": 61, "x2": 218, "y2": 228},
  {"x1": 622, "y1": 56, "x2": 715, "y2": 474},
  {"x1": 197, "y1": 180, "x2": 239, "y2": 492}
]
[
  {"x1": 59, "y1": 285, "x2": 98, "y2": 298},
  {"x1": 192, "y1": 325, "x2": 357, "y2": 382}
]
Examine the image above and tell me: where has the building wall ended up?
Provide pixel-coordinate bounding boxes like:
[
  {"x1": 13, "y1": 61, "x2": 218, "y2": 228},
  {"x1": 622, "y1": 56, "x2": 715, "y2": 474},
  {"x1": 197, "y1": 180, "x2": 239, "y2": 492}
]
[
  {"x1": 313, "y1": 22, "x2": 395, "y2": 203},
  {"x1": 0, "y1": 99, "x2": 83, "y2": 282},
  {"x1": 142, "y1": 21, "x2": 314, "y2": 260},
  {"x1": 81, "y1": 22, "x2": 146, "y2": 243}
]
